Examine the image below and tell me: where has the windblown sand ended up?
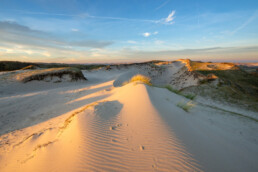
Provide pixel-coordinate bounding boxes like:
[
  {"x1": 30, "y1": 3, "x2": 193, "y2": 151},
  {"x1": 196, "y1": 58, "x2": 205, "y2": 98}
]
[{"x1": 0, "y1": 63, "x2": 258, "y2": 172}]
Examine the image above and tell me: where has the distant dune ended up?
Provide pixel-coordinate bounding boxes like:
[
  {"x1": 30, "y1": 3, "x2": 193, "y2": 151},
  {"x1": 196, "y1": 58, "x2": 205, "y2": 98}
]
[{"x1": 15, "y1": 67, "x2": 86, "y2": 83}]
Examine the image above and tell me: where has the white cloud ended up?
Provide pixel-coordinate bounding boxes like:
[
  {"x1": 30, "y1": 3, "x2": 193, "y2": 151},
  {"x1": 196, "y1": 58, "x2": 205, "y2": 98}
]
[
  {"x1": 143, "y1": 32, "x2": 151, "y2": 37},
  {"x1": 165, "y1": 11, "x2": 176, "y2": 23},
  {"x1": 153, "y1": 11, "x2": 176, "y2": 25},
  {"x1": 142, "y1": 31, "x2": 159, "y2": 37}
]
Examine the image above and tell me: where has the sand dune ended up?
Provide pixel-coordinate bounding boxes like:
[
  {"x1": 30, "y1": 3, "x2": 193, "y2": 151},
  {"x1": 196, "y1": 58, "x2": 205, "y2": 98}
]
[{"x1": 0, "y1": 62, "x2": 258, "y2": 171}]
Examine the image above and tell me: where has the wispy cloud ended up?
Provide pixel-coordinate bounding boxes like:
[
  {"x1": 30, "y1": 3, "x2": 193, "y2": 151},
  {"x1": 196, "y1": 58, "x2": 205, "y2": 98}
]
[
  {"x1": 71, "y1": 28, "x2": 79, "y2": 32},
  {"x1": 153, "y1": 10, "x2": 176, "y2": 25},
  {"x1": 121, "y1": 46, "x2": 258, "y2": 62},
  {"x1": 155, "y1": 0, "x2": 170, "y2": 11},
  {"x1": 165, "y1": 11, "x2": 176, "y2": 23},
  {"x1": 71, "y1": 40, "x2": 113, "y2": 48},
  {"x1": 0, "y1": 21, "x2": 113, "y2": 49},
  {"x1": 6, "y1": 9, "x2": 175, "y2": 25},
  {"x1": 230, "y1": 10, "x2": 258, "y2": 35}
]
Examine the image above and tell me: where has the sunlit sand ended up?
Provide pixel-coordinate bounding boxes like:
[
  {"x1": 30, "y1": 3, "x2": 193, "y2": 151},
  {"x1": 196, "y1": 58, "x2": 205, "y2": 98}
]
[{"x1": 0, "y1": 60, "x2": 258, "y2": 172}]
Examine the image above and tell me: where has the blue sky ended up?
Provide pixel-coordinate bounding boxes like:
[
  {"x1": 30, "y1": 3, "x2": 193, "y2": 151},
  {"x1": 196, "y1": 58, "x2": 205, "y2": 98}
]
[{"x1": 0, "y1": 0, "x2": 258, "y2": 63}]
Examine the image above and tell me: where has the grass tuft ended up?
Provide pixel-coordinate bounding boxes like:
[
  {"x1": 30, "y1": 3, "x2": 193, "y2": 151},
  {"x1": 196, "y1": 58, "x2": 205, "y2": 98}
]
[
  {"x1": 177, "y1": 101, "x2": 195, "y2": 112},
  {"x1": 123, "y1": 74, "x2": 152, "y2": 86}
]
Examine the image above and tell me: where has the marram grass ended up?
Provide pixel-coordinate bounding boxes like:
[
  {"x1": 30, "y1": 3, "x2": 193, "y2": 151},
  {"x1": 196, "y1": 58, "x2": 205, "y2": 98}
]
[{"x1": 123, "y1": 74, "x2": 152, "y2": 86}]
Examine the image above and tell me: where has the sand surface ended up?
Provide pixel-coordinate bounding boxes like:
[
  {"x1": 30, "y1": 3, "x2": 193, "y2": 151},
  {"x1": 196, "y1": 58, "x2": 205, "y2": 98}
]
[{"x1": 0, "y1": 65, "x2": 258, "y2": 171}]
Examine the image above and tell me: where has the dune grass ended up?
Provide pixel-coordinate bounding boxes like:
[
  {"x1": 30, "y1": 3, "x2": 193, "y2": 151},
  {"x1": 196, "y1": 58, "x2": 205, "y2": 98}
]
[
  {"x1": 123, "y1": 74, "x2": 152, "y2": 86},
  {"x1": 177, "y1": 101, "x2": 195, "y2": 112}
]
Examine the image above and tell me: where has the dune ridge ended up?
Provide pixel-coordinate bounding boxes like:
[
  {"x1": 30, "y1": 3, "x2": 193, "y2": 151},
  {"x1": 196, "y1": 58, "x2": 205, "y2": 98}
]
[{"x1": 0, "y1": 83, "x2": 203, "y2": 171}]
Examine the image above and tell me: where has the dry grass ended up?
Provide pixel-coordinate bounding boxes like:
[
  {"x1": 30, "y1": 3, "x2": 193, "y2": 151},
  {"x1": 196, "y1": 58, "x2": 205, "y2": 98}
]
[
  {"x1": 123, "y1": 74, "x2": 152, "y2": 86},
  {"x1": 190, "y1": 61, "x2": 238, "y2": 71},
  {"x1": 177, "y1": 101, "x2": 195, "y2": 112}
]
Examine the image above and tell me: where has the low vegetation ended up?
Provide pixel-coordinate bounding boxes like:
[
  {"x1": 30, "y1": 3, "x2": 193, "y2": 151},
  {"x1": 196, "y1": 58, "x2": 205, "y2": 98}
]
[
  {"x1": 164, "y1": 85, "x2": 180, "y2": 94},
  {"x1": 0, "y1": 61, "x2": 105, "y2": 71},
  {"x1": 123, "y1": 74, "x2": 152, "y2": 86},
  {"x1": 163, "y1": 85, "x2": 196, "y2": 100},
  {"x1": 15, "y1": 67, "x2": 86, "y2": 83},
  {"x1": 177, "y1": 101, "x2": 195, "y2": 112}
]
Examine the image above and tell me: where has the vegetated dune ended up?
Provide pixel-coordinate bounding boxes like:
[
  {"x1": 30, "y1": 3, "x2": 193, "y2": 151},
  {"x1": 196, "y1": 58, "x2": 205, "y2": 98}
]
[
  {"x1": 15, "y1": 67, "x2": 87, "y2": 83},
  {"x1": 20, "y1": 65, "x2": 39, "y2": 70},
  {"x1": 177, "y1": 59, "x2": 258, "y2": 111},
  {"x1": 0, "y1": 60, "x2": 258, "y2": 171}
]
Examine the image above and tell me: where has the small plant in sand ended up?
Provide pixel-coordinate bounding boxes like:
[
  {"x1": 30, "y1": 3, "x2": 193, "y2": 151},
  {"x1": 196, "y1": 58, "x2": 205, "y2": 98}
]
[
  {"x1": 177, "y1": 101, "x2": 195, "y2": 112},
  {"x1": 123, "y1": 74, "x2": 152, "y2": 86}
]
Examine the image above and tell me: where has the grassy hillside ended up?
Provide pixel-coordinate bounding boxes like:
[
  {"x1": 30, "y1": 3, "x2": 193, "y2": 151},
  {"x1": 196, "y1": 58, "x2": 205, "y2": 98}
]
[{"x1": 182, "y1": 60, "x2": 258, "y2": 111}]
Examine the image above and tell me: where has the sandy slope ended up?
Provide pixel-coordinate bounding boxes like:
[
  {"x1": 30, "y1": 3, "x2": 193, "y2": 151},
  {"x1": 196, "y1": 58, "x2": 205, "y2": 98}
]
[{"x1": 0, "y1": 66, "x2": 258, "y2": 171}]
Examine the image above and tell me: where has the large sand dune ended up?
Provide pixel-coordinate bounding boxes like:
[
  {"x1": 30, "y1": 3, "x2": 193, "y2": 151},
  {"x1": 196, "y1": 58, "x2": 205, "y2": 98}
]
[{"x1": 0, "y1": 62, "x2": 258, "y2": 171}]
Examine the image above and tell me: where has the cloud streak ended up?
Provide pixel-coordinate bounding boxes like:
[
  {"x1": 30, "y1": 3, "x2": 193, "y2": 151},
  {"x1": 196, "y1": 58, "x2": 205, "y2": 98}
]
[
  {"x1": 155, "y1": 0, "x2": 170, "y2": 11},
  {"x1": 70, "y1": 40, "x2": 113, "y2": 48},
  {"x1": 165, "y1": 11, "x2": 175, "y2": 22},
  {"x1": 6, "y1": 9, "x2": 176, "y2": 25},
  {"x1": 1, "y1": 45, "x2": 257, "y2": 63},
  {"x1": 0, "y1": 21, "x2": 113, "y2": 49},
  {"x1": 230, "y1": 10, "x2": 258, "y2": 35}
]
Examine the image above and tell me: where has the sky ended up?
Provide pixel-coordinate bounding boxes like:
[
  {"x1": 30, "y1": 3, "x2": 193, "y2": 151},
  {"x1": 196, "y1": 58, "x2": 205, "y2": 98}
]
[{"x1": 0, "y1": 0, "x2": 258, "y2": 63}]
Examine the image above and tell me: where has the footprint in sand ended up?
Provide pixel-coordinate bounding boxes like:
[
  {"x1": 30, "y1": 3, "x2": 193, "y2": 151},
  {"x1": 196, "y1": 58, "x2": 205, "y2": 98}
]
[
  {"x1": 109, "y1": 126, "x2": 116, "y2": 130},
  {"x1": 110, "y1": 123, "x2": 123, "y2": 130},
  {"x1": 140, "y1": 145, "x2": 145, "y2": 151}
]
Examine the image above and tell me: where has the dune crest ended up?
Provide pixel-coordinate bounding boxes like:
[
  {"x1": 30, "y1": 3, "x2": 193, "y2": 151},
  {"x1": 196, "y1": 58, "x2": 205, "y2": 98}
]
[{"x1": 0, "y1": 83, "x2": 202, "y2": 171}]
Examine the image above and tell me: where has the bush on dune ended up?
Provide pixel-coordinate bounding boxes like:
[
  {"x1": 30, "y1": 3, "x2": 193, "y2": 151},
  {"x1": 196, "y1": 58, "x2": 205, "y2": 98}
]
[{"x1": 123, "y1": 74, "x2": 152, "y2": 86}]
